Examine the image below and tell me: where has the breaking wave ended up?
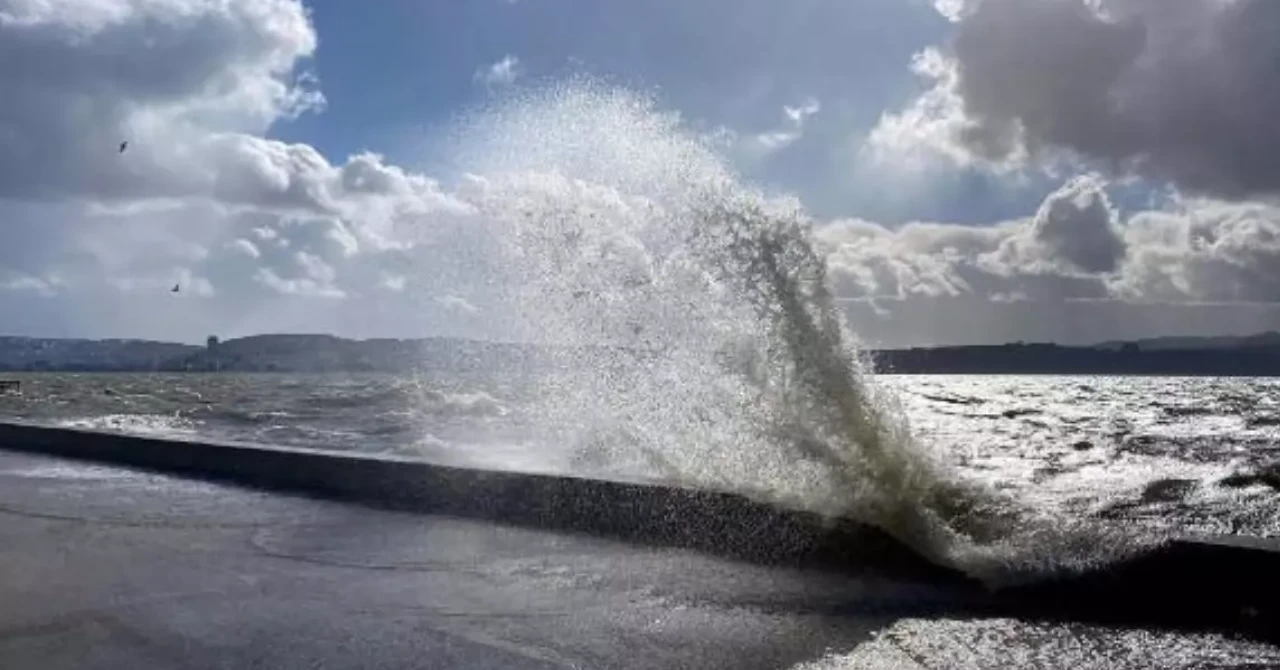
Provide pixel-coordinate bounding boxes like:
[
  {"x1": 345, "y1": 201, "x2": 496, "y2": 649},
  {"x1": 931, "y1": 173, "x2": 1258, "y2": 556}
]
[{"x1": 435, "y1": 82, "x2": 1138, "y2": 582}]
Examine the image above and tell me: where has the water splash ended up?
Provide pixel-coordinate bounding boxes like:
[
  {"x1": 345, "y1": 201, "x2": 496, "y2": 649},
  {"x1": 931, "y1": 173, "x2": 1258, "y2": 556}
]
[{"x1": 433, "y1": 82, "x2": 1139, "y2": 581}]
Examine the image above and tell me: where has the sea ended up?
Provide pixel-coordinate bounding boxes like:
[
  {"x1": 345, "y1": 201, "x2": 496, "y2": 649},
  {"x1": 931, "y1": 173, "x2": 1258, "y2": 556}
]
[{"x1": 3, "y1": 371, "x2": 1278, "y2": 546}]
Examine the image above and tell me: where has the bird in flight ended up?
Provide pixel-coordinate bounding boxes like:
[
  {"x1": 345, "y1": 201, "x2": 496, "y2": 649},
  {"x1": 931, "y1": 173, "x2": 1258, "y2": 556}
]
[
  {"x1": 119, "y1": 141, "x2": 128, "y2": 154},
  {"x1": 171, "y1": 284, "x2": 180, "y2": 293}
]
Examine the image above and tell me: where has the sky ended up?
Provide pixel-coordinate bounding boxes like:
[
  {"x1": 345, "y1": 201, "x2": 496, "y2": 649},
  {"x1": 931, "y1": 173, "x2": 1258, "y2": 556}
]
[{"x1": 3, "y1": 0, "x2": 1280, "y2": 347}]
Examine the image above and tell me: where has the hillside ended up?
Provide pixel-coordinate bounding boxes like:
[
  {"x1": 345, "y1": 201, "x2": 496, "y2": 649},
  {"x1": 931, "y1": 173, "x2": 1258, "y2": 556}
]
[{"x1": 0, "y1": 337, "x2": 200, "y2": 372}]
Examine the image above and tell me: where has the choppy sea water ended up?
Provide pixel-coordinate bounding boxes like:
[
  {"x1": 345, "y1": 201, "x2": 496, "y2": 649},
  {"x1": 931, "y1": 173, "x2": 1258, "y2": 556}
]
[{"x1": 3, "y1": 371, "x2": 1278, "y2": 542}]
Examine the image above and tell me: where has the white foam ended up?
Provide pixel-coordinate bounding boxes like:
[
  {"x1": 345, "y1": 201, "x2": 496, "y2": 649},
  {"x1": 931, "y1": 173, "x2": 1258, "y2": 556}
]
[
  {"x1": 792, "y1": 617, "x2": 1280, "y2": 670},
  {"x1": 56, "y1": 413, "x2": 198, "y2": 438}
]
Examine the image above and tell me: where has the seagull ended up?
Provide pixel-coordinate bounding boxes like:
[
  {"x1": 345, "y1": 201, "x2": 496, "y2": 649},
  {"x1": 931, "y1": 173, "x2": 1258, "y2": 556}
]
[
  {"x1": 119, "y1": 141, "x2": 128, "y2": 154},
  {"x1": 171, "y1": 284, "x2": 180, "y2": 293}
]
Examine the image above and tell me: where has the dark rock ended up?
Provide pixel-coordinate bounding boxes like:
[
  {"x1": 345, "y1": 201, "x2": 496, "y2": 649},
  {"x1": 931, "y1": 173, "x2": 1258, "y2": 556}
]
[
  {"x1": 1140, "y1": 478, "x2": 1198, "y2": 503},
  {"x1": 1220, "y1": 467, "x2": 1280, "y2": 491},
  {"x1": 1071, "y1": 440, "x2": 1093, "y2": 451},
  {"x1": 1162, "y1": 405, "x2": 1214, "y2": 417},
  {"x1": 921, "y1": 393, "x2": 985, "y2": 406},
  {"x1": 1246, "y1": 415, "x2": 1280, "y2": 429},
  {"x1": 1002, "y1": 408, "x2": 1041, "y2": 419}
]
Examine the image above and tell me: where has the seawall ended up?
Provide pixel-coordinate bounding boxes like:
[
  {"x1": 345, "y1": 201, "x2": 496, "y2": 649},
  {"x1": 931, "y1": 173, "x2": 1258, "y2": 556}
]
[
  {"x1": 0, "y1": 420, "x2": 954, "y2": 581},
  {"x1": 1, "y1": 420, "x2": 1278, "y2": 642}
]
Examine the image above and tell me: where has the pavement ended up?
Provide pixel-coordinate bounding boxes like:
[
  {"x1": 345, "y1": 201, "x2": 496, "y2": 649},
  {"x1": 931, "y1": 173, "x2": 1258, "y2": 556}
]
[{"x1": 1, "y1": 448, "x2": 1278, "y2": 669}]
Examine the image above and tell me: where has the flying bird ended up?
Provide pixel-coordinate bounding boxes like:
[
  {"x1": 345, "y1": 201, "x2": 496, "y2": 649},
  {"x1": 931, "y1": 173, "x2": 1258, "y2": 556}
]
[
  {"x1": 171, "y1": 284, "x2": 180, "y2": 293},
  {"x1": 119, "y1": 141, "x2": 128, "y2": 154}
]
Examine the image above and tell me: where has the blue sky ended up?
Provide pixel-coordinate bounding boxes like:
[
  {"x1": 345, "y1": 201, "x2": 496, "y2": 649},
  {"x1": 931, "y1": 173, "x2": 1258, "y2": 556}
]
[
  {"x1": 2, "y1": 0, "x2": 1280, "y2": 346},
  {"x1": 275, "y1": 0, "x2": 987, "y2": 222}
]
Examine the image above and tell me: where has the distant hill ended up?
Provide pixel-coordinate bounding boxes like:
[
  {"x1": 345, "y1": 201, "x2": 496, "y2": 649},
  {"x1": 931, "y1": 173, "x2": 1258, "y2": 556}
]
[
  {"x1": 0, "y1": 336, "x2": 200, "y2": 372},
  {"x1": 1093, "y1": 331, "x2": 1280, "y2": 351},
  {"x1": 162, "y1": 334, "x2": 567, "y2": 373},
  {"x1": 872, "y1": 336, "x2": 1280, "y2": 376},
  {"x1": 4, "y1": 331, "x2": 1280, "y2": 376},
  {"x1": 0, "y1": 334, "x2": 621, "y2": 374}
]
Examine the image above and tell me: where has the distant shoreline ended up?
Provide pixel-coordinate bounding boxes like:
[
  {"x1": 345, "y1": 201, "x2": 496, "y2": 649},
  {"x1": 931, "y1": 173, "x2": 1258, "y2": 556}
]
[
  {"x1": 3, "y1": 332, "x2": 1280, "y2": 377},
  {"x1": 871, "y1": 347, "x2": 1280, "y2": 376}
]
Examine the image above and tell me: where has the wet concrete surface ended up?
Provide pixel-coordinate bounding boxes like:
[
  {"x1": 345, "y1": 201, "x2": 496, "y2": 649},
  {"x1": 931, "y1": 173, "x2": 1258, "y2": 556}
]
[
  {"x1": 2, "y1": 448, "x2": 1279, "y2": 669},
  {"x1": 0, "y1": 449, "x2": 946, "y2": 669}
]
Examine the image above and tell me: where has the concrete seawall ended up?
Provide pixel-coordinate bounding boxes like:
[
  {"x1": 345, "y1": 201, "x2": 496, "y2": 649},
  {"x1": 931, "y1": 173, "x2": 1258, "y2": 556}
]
[
  {"x1": 2, "y1": 420, "x2": 1279, "y2": 642},
  {"x1": 0, "y1": 420, "x2": 955, "y2": 581}
]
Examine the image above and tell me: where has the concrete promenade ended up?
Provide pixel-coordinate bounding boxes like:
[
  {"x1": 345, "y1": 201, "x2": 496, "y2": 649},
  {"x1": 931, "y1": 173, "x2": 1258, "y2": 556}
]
[
  {"x1": 1, "y1": 422, "x2": 1279, "y2": 667},
  {"x1": 0, "y1": 447, "x2": 952, "y2": 669}
]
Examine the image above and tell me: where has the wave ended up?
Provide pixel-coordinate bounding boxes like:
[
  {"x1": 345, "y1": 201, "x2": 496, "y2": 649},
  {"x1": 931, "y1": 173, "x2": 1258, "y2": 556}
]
[
  {"x1": 415, "y1": 389, "x2": 508, "y2": 417},
  {"x1": 56, "y1": 413, "x2": 198, "y2": 438},
  {"x1": 435, "y1": 81, "x2": 1141, "y2": 583}
]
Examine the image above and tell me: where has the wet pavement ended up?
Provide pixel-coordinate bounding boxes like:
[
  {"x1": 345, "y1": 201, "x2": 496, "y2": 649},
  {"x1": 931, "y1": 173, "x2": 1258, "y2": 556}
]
[
  {"x1": 0, "y1": 449, "x2": 927, "y2": 669},
  {"x1": 1, "y1": 448, "x2": 1277, "y2": 669}
]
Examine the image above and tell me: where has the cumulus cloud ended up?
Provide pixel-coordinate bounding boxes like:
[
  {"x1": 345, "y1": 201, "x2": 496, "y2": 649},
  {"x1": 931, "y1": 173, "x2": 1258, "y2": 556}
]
[
  {"x1": 474, "y1": 54, "x2": 522, "y2": 88},
  {"x1": 876, "y1": 0, "x2": 1280, "y2": 200},
  {"x1": 0, "y1": 0, "x2": 486, "y2": 338},
  {"x1": 865, "y1": 48, "x2": 1003, "y2": 172},
  {"x1": 817, "y1": 176, "x2": 1121, "y2": 303},
  {"x1": 1115, "y1": 199, "x2": 1280, "y2": 304},
  {"x1": 817, "y1": 175, "x2": 1280, "y2": 335},
  {"x1": 0, "y1": 0, "x2": 466, "y2": 217},
  {"x1": 0, "y1": 0, "x2": 322, "y2": 202},
  {"x1": 254, "y1": 251, "x2": 344, "y2": 299},
  {"x1": 994, "y1": 174, "x2": 1124, "y2": 275}
]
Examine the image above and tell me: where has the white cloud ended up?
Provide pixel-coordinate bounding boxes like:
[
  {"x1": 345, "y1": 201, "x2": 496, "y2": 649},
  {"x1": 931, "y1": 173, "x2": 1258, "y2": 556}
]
[
  {"x1": 0, "y1": 0, "x2": 323, "y2": 202},
  {"x1": 0, "y1": 0, "x2": 480, "y2": 337},
  {"x1": 228, "y1": 239, "x2": 261, "y2": 259},
  {"x1": 436, "y1": 295, "x2": 479, "y2": 315},
  {"x1": 474, "y1": 54, "x2": 522, "y2": 88},
  {"x1": 380, "y1": 274, "x2": 407, "y2": 292},
  {"x1": 0, "y1": 272, "x2": 61, "y2": 296},
  {"x1": 110, "y1": 268, "x2": 214, "y2": 298},
  {"x1": 865, "y1": 48, "x2": 1027, "y2": 174},
  {"x1": 783, "y1": 99, "x2": 821, "y2": 126},
  {"x1": 1113, "y1": 199, "x2": 1280, "y2": 304},
  {"x1": 932, "y1": 0, "x2": 967, "y2": 22},
  {"x1": 817, "y1": 176, "x2": 1280, "y2": 321},
  {"x1": 743, "y1": 98, "x2": 821, "y2": 157},
  {"x1": 254, "y1": 272, "x2": 343, "y2": 299}
]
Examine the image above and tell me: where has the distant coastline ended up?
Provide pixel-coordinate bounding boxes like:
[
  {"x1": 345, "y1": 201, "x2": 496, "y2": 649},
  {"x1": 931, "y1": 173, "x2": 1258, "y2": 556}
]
[{"x1": 3, "y1": 332, "x2": 1280, "y2": 376}]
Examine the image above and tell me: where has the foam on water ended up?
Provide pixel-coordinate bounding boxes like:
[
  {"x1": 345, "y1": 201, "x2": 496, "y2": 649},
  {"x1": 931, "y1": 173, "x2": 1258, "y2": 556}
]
[
  {"x1": 793, "y1": 618, "x2": 1280, "y2": 669},
  {"x1": 56, "y1": 413, "x2": 198, "y2": 439},
  {"x1": 429, "y1": 82, "x2": 1140, "y2": 582}
]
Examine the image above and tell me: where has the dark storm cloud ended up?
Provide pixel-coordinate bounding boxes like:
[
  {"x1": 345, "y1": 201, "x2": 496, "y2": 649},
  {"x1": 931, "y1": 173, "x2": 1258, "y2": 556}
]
[{"x1": 895, "y1": 0, "x2": 1280, "y2": 200}]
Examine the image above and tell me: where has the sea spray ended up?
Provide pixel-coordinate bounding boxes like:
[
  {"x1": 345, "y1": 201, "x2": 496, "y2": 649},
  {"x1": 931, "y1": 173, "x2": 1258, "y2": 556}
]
[{"x1": 434, "y1": 82, "x2": 1142, "y2": 582}]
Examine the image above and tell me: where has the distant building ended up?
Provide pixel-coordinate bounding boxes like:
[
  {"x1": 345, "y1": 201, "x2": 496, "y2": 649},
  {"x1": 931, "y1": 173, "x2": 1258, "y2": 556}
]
[{"x1": 206, "y1": 335, "x2": 220, "y2": 371}]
